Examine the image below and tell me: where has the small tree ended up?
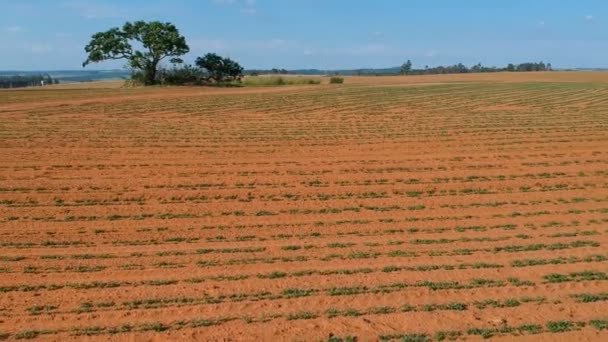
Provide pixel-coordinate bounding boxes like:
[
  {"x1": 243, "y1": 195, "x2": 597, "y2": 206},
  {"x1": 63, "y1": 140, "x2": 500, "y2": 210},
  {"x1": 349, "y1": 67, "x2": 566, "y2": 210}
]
[
  {"x1": 195, "y1": 53, "x2": 244, "y2": 84},
  {"x1": 401, "y1": 60, "x2": 412, "y2": 75},
  {"x1": 82, "y1": 21, "x2": 189, "y2": 85}
]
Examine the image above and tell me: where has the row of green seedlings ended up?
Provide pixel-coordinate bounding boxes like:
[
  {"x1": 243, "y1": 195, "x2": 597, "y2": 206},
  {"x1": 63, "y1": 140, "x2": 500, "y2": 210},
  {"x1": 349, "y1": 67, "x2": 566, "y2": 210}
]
[
  {"x1": 3, "y1": 222, "x2": 604, "y2": 259},
  {"x1": 0, "y1": 220, "x2": 599, "y2": 250},
  {"x1": 152, "y1": 190, "x2": 606, "y2": 207},
  {"x1": 7, "y1": 272, "x2": 603, "y2": 318},
  {"x1": 8, "y1": 303, "x2": 608, "y2": 340},
  {"x1": 84, "y1": 185, "x2": 602, "y2": 207},
  {"x1": 3, "y1": 269, "x2": 604, "y2": 301},
  {"x1": 5, "y1": 202, "x2": 606, "y2": 223},
  {"x1": 1, "y1": 216, "x2": 600, "y2": 253},
  {"x1": 5, "y1": 250, "x2": 606, "y2": 279},
  {"x1": 304, "y1": 180, "x2": 591, "y2": 195},
  {"x1": 197, "y1": 219, "x2": 606, "y2": 244},
  {"x1": 375, "y1": 318, "x2": 608, "y2": 341},
  {"x1": 3, "y1": 239, "x2": 598, "y2": 274},
  {"x1": 5, "y1": 216, "x2": 602, "y2": 251},
  {"x1": 12, "y1": 230, "x2": 592, "y2": 260},
  {"x1": 189, "y1": 240, "x2": 602, "y2": 268},
  {"x1": 0, "y1": 273, "x2": 541, "y2": 299},
  {"x1": 29, "y1": 293, "x2": 552, "y2": 318},
  {"x1": 0, "y1": 233, "x2": 585, "y2": 261},
  {"x1": 303, "y1": 171, "x2": 596, "y2": 187},
  {"x1": 25, "y1": 218, "x2": 593, "y2": 246},
  {"x1": 5, "y1": 214, "x2": 603, "y2": 248},
  {"x1": 123, "y1": 170, "x2": 593, "y2": 194}
]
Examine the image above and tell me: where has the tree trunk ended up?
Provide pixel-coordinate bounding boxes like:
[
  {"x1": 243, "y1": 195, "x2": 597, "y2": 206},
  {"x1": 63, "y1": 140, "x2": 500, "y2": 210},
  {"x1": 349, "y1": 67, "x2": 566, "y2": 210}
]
[
  {"x1": 144, "y1": 58, "x2": 160, "y2": 85},
  {"x1": 146, "y1": 66, "x2": 157, "y2": 85}
]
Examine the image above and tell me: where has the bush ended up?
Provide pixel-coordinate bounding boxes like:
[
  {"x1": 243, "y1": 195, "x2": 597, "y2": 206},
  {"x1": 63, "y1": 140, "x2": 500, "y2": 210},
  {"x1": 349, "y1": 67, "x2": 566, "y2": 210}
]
[
  {"x1": 329, "y1": 77, "x2": 344, "y2": 84},
  {"x1": 158, "y1": 64, "x2": 206, "y2": 85},
  {"x1": 242, "y1": 76, "x2": 321, "y2": 86}
]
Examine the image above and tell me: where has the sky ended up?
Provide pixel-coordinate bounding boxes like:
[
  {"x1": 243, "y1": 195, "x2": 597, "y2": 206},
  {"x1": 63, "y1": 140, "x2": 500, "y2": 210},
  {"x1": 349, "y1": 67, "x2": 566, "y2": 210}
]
[{"x1": 1, "y1": 0, "x2": 607, "y2": 70}]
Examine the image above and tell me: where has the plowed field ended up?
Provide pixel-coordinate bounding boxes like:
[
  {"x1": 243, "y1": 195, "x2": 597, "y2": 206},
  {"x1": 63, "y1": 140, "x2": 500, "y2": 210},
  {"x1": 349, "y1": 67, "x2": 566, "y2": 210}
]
[{"x1": 1, "y1": 72, "x2": 608, "y2": 341}]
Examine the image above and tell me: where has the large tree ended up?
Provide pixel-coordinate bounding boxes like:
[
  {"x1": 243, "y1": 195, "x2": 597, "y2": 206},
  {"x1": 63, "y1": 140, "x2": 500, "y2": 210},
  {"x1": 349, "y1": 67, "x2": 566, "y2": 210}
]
[
  {"x1": 195, "y1": 53, "x2": 244, "y2": 84},
  {"x1": 400, "y1": 60, "x2": 412, "y2": 75},
  {"x1": 83, "y1": 21, "x2": 189, "y2": 85}
]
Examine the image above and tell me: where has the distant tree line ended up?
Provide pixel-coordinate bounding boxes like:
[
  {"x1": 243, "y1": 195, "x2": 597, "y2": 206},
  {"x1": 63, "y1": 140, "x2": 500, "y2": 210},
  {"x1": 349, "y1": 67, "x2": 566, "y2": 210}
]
[
  {"x1": 238, "y1": 68, "x2": 289, "y2": 76},
  {"x1": 0, "y1": 74, "x2": 59, "y2": 89},
  {"x1": 400, "y1": 60, "x2": 552, "y2": 75}
]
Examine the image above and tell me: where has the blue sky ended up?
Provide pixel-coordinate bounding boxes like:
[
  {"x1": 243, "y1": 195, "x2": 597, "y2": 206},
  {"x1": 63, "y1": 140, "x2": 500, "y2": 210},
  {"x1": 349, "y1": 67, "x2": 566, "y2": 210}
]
[{"x1": 1, "y1": 0, "x2": 607, "y2": 70}]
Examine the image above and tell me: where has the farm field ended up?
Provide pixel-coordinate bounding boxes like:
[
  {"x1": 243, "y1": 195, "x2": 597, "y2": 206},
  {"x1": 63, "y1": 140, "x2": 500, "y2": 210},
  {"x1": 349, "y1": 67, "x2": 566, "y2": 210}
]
[{"x1": 1, "y1": 72, "x2": 608, "y2": 341}]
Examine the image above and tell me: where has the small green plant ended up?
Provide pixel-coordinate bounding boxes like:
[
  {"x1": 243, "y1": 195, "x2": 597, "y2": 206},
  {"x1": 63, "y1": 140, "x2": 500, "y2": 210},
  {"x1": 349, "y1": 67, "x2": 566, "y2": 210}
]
[
  {"x1": 140, "y1": 322, "x2": 169, "y2": 332},
  {"x1": 546, "y1": 320, "x2": 575, "y2": 333},
  {"x1": 518, "y1": 324, "x2": 542, "y2": 334},
  {"x1": 589, "y1": 319, "x2": 608, "y2": 330},
  {"x1": 434, "y1": 330, "x2": 461, "y2": 341},
  {"x1": 329, "y1": 77, "x2": 344, "y2": 84},
  {"x1": 286, "y1": 311, "x2": 317, "y2": 320}
]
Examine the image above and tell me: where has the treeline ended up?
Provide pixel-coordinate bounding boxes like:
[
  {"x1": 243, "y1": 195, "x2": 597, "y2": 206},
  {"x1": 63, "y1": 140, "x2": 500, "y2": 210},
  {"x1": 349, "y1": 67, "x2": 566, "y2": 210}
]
[
  {"x1": 246, "y1": 68, "x2": 290, "y2": 76},
  {"x1": 244, "y1": 61, "x2": 554, "y2": 77},
  {"x1": 0, "y1": 74, "x2": 59, "y2": 88},
  {"x1": 402, "y1": 61, "x2": 552, "y2": 75}
]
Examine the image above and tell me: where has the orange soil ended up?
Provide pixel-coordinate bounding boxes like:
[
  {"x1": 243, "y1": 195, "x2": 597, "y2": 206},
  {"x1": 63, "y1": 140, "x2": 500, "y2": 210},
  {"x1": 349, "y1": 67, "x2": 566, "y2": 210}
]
[{"x1": 1, "y1": 73, "x2": 608, "y2": 341}]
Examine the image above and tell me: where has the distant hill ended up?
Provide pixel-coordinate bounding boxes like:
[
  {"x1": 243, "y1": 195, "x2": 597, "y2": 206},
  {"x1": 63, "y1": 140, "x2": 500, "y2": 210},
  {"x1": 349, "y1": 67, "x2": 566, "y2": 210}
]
[
  {"x1": 246, "y1": 67, "x2": 402, "y2": 76},
  {"x1": 0, "y1": 70, "x2": 130, "y2": 83},
  {"x1": 2, "y1": 66, "x2": 606, "y2": 85}
]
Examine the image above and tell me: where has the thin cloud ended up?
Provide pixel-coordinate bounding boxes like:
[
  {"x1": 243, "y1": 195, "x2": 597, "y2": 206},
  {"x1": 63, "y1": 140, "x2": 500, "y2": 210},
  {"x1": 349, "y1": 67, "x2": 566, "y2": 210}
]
[
  {"x1": 61, "y1": 1, "x2": 129, "y2": 19},
  {"x1": 5, "y1": 26, "x2": 23, "y2": 33},
  {"x1": 54, "y1": 32, "x2": 73, "y2": 38},
  {"x1": 189, "y1": 38, "x2": 228, "y2": 53},
  {"x1": 214, "y1": 0, "x2": 257, "y2": 15},
  {"x1": 585, "y1": 14, "x2": 593, "y2": 21},
  {"x1": 22, "y1": 42, "x2": 53, "y2": 54},
  {"x1": 241, "y1": 8, "x2": 257, "y2": 15}
]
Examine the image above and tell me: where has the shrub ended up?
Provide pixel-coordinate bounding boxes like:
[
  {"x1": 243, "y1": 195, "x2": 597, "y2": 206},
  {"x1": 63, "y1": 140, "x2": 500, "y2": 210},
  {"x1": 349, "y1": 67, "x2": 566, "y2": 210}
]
[
  {"x1": 546, "y1": 320, "x2": 575, "y2": 333},
  {"x1": 158, "y1": 64, "x2": 206, "y2": 85},
  {"x1": 242, "y1": 76, "x2": 321, "y2": 86},
  {"x1": 329, "y1": 77, "x2": 344, "y2": 84}
]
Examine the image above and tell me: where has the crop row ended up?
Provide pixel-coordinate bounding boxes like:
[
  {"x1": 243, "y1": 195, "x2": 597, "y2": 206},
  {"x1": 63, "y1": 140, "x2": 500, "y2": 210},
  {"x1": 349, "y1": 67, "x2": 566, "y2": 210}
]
[{"x1": 4, "y1": 304, "x2": 607, "y2": 340}]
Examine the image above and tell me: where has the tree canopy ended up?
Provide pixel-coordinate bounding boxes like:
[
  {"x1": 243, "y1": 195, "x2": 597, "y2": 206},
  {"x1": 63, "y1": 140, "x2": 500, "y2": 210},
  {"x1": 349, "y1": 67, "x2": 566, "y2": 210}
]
[
  {"x1": 400, "y1": 60, "x2": 412, "y2": 75},
  {"x1": 195, "y1": 53, "x2": 244, "y2": 84},
  {"x1": 82, "y1": 21, "x2": 189, "y2": 85}
]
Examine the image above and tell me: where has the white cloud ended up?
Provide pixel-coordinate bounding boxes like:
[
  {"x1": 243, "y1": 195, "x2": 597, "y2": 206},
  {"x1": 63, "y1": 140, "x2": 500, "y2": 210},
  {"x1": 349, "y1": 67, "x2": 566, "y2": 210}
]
[
  {"x1": 189, "y1": 38, "x2": 228, "y2": 52},
  {"x1": 188, "y1": 38, "x2": 299, "y2": 55},
  {"x1": 214, "y1": 0, "x2": 257, "y2": 15},
  {"x1": 425, "y1": 50, "x2": 437, "y2": 57},
  {"x1": 341, "y1": 43, "x2": 395, "y2": 56},
  {"x1": 240, "y1": 7, "x2": 257, "y2": 15},
  {"x1": 538, "y1": 20, "x2": 545, "y2": 26},
  {"x1": 5, "y1": 26, "x2": 22, "y2": 33},
  {"x1": 27, "y1": 43, "x2": 53, "y2": 54},
  {"x1": 54, "y1": 32, "x2": 73, "y2": 38},
  {"x1": 61, "y1": 1, "x2": 129, "y2": 19},
  {"x1": 585, "y1": 14, "x2": 593, "y2": 21}
]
